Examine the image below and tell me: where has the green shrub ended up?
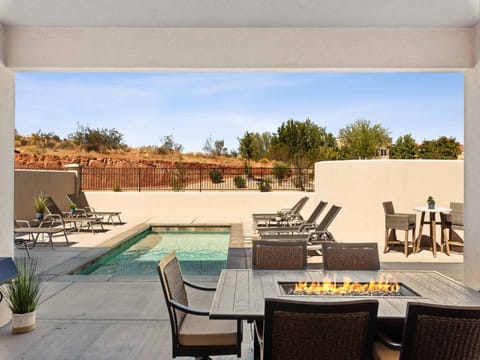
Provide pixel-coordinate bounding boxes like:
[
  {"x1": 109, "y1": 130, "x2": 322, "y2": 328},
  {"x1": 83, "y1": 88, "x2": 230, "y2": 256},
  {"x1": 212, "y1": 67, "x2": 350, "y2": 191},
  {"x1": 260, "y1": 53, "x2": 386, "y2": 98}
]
[
  {"x1": 233, "y1": 175, "x2": 247, "y2": 188},
  {"x1": 273, "y1": 162, "x2": 289, "y2": 181},
  {"x1": 6, "y1": 258, "x2": 43, "y2": 314},
  {"x1": 258, "y1": 178, "x2": 272, "y2": 192},
  {"x1": 209, "y1": 168, "x2": 224, "y2": 184},
  {"x1": 171, "y1": 163, "x2": 187, "y2": 191},
  {"x1": 243, "y1": 162, "x2": 253, "y2": 178}
]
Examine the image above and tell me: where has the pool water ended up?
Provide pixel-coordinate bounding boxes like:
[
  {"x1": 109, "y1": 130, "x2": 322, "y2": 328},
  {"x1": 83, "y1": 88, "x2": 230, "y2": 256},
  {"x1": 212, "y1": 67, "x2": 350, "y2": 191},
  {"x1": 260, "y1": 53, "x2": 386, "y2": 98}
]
[{"x1": 79, "y1": 227, "x2": 230, "y2": 276}]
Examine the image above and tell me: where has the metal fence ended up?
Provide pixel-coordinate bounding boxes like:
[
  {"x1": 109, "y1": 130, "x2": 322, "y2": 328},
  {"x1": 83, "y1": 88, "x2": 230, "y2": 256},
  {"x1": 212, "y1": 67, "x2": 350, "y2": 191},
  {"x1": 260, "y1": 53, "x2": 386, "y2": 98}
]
[{"x1": 81, "y1": 167, "x2": 314, "y2": 192}]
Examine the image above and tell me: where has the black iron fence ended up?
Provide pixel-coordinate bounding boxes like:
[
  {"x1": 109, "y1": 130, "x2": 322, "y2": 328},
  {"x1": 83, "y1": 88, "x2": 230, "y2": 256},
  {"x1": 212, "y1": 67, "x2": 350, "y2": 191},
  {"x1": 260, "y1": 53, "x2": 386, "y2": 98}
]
[{"x1": 81, "y1": 167, "x2": 314, "y2": 192}]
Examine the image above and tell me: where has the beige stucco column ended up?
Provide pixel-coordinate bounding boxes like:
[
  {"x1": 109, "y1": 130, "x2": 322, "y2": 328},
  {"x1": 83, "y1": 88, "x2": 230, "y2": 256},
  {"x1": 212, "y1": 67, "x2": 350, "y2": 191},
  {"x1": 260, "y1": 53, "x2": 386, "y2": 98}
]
[
  {"x1": 0, "y1": 25, "x2": 15, "y2": 327},
  {"x1": 0, "y1": 26, "x2": 14, "y2": 258},
  {"x1": 464, "y1": 24, "x2": 480, "y2": 289}
]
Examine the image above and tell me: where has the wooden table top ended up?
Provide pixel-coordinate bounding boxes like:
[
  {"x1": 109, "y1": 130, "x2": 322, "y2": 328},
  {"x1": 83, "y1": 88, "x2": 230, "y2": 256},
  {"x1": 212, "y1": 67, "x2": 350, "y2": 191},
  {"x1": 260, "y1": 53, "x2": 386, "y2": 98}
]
[
  {"x1": 210, "y1": 269, "x2": 480, "y2": 321},
  {"x1": 413, "y1": 206, "x2": 451, "y2": 213}
]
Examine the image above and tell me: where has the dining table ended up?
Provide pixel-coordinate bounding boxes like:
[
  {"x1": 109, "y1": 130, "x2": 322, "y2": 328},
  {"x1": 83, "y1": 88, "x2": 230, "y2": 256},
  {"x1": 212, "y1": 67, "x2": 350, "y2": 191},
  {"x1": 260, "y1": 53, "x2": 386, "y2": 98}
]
[
  {"x1": 210, "y1": 269, "x2": 480, "y2": 359},
  {"x1": 413, "y1": 206, "x2": 451, "y2": 257},
  {"x1": 210, "y1": 269, "x2": 480, "y2": 322}
]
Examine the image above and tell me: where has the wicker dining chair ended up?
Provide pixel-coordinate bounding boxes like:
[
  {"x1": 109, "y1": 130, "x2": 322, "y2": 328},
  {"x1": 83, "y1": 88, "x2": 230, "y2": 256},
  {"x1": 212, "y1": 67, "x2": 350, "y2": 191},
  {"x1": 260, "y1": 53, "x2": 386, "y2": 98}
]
[
  {"x1": 262, "y1": 298, "x2": 379, "y2": 360},
  {"x1": 321, "y1": 242, "x2": 380, "y2": 270},
  {"x1": 382, "y1": 201, "x2": 416, "y2": 257},
  {"x1": 157, "y1": 252, "x2": 242, "y2": 359},
  {"x1": 374, "y1": 302, "x2": 480, "y2": 360},
  {"x1": 441, "y1": 202, "x2": 464, "y2": 255},
  {"x1": 252, "y1": 239, "x2": 307, "y2": 270}
]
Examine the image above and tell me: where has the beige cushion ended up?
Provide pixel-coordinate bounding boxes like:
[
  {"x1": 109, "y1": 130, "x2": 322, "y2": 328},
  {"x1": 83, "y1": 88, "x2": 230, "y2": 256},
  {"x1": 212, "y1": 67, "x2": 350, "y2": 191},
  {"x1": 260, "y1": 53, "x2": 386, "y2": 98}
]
[
  {"x1": 373, "y1": 341, "x2": 400, "y2": 360},
  {"x1": 178, "y1": 314, "x2": 238, "y2": 346}
]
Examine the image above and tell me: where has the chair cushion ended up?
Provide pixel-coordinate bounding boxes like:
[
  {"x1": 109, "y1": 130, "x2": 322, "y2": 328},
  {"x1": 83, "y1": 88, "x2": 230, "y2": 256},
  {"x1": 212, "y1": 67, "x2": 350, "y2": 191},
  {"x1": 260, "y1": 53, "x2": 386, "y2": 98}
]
[
  {"x1": 178, "y1": 313, "x2": 238, "y2": 346},
  {"x1": 372, "y1": 341, "x2": 400, "y2": 360}
]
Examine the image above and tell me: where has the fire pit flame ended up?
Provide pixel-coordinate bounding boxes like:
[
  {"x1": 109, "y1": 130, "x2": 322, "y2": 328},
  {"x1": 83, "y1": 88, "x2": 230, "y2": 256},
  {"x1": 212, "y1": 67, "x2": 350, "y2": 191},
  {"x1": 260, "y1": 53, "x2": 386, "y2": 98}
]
[{"x1": 291, "y1": 275, "x2": 401, "y2": 296}]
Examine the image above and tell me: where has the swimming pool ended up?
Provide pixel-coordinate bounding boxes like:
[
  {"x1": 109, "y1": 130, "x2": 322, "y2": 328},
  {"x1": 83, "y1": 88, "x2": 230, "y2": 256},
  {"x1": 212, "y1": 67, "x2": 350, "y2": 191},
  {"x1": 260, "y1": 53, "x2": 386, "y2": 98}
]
[{"x1": 79, "y1": 226, "x2": 230, "y2": 276}]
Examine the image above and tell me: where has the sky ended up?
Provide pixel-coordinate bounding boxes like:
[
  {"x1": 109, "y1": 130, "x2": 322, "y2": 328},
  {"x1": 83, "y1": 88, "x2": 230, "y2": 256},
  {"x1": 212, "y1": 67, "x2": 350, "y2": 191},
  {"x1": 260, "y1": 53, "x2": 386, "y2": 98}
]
[{"x1": 15, "y1": 72, "x2": 464, "y2": 153}]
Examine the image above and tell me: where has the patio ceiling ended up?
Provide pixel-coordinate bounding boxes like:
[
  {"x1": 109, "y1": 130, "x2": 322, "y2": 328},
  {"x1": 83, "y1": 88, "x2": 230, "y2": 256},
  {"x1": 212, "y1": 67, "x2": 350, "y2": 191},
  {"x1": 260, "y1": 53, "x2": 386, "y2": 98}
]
[{"x1": 0, "y1": 0, "x2": 478, "y2": 28}]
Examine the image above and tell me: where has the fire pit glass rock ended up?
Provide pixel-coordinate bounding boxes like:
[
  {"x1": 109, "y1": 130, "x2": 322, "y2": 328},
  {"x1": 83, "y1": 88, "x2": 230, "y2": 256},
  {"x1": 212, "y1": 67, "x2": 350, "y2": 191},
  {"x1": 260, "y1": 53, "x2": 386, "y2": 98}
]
[{"x1": 279, "y1": 279, "x2": 419, "y2": 297}]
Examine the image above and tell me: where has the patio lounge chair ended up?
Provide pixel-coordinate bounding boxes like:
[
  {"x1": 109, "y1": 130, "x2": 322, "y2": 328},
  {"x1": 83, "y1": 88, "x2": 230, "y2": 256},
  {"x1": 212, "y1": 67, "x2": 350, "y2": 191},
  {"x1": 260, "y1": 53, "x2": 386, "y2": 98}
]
[
  {"x1": 252, "y1": 239, "x2": 307, "y2": 270},
  {"x1": 259, "y1": 204, "x2": 342, "y2": 243},
  {"x1": 321, "y1": 242, "x2": 381, "y2": 270},
  {"x1": 382, "y1": 201, "x2": 416, "y2": 257},
  {"x1": 261, "y1": 298, "x2": 378, "y2": 360},
  {"x1": 256, "y1": 201, "x2": 329, "y2": 234},
  {"x1": 252, "y1": 196, "x2": 309, "y2": 230},
  {"x1": 45, "y1": 196, "x2": 104, "y2": 234},
  {"x1": 67, "y1": 193, "x2": 122, "y2": 225},
  {"x1": 373, "y1": 302, "x2": 480, "y2": 360},
  {"x1": 157, "y1": 252, "x2": 242, "y2": 359}
]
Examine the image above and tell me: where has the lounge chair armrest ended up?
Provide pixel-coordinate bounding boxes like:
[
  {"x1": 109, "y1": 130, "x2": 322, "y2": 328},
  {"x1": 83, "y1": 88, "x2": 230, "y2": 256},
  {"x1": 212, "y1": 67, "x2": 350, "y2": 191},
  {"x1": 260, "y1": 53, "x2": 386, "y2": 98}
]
[
  {"x1": 184, "y1": 279, "x2": 216, "y2": 291},
  {"x1": 75, "y1": 208, "x2": 88, "y2": 217},
  {"x1": 85, "y1": 206, "x2": 96, "y2": 212},
  {"x1": 298, "y1": 223, "x2": 316, "y2": 232},
  {"x1": 61, "y1": 211, "x2": 72, "y2": 217},
  {"x1": 43, "y1": 214, "x2": 62, "y2": 225},
  {"x1": 377, "y1": 330, "x2": 403, "y2": 351},
  {"x1": 15, "y1": 220, "x2": 31, "y2": 227},
  {"x1": 308, "y1": 230, "x2": 333, "y2": 242},
  {"x1": 169, "y1": 300, "x2": 210, "y2": 316}
]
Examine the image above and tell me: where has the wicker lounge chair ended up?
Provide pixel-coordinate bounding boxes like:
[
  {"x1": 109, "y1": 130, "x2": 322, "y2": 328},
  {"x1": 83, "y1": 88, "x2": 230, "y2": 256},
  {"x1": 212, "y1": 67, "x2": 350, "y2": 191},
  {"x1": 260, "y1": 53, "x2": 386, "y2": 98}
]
[
  {"x1": 252, "y1": 239, "x2": 307, "y2": 270},
  {"x1": 67, "y1": 193, "x2": 122, "y2": 225},
  {"x1": 374, "y1": 302, "x2": 480, "y2": 360},
  {"x1": 321, "y1": 242, "x2": 380, "y2": 270},
  {"x1": 157, "y1": 252, "x2": 242, "y2": 359},
  {"x1": 262, "y1": 298, "x2": 378, "y2": 360},
  {"x1": 382, "y1": 201, "x2": 416, "y2": 257}
]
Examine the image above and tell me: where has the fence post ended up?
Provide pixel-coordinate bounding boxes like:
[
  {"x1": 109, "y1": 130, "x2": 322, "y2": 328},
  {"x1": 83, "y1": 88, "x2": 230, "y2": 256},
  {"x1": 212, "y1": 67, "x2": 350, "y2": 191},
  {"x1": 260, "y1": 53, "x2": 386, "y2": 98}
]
[
  {"x1": 138, "y1": 168, "x2": 141, "y2": 192},
  {"x1": 65, "y1": 163, "x2": 83, "y2": 195}
]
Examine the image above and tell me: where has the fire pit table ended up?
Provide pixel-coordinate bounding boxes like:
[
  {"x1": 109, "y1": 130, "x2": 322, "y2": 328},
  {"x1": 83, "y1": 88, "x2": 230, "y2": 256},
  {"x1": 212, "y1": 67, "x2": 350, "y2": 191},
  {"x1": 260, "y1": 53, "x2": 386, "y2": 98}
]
[{"x1": 209, "y1": 269, "x2": 480, "y2": 321}]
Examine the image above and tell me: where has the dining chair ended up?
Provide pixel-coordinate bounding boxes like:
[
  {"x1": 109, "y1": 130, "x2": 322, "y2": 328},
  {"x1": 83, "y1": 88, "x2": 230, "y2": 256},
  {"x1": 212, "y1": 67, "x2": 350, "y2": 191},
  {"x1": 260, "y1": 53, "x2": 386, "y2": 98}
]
[
  {"x1": 262, "y1": 298, "x2": 378, "y2": 360},
  {"x1": 374, "y1": 302, "x2": 480, "y2": 360},
  {"x1": 321, "y1": 242, "x2": 381, "y2": 270},
  {"x1": 252, "y1": 239, "x2": 307, "y2": 270},
  {"x1": 157, "y1": 252, "x2": 242, "y2": 359},
  {"x1": 441, "y1": 201, "x2": 464, "y2": 255},
  {"x1": 382, "y1": 201, "x2": 416, "y2": 257}
]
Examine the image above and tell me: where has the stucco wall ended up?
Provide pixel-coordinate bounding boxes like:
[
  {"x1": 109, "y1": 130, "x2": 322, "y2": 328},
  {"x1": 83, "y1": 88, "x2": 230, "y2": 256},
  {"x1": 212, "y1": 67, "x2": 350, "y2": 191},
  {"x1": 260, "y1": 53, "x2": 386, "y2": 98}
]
[
  {"x1": 14, "y1": 169, "x2": 76, "y2": 219},
  {"x1": 84, "y1": 191, "x2": 314, "y2": 228},
  {"x1": 314, "y1": 160, "x2": 464, "y2": 243}
]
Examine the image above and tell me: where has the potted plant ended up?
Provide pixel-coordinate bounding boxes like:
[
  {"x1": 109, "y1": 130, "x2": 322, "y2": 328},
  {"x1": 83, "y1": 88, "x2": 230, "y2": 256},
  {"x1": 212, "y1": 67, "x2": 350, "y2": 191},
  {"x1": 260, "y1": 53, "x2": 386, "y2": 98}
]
[
  {"x1": 69, "y1": 202, "x2": 77, "y2": 215},
  {"x1": 5, "y1": 258, "x2": 43, "y2": 334},
  {"x1": 33, "y1": 192, "x2": 48, "y2": 220},
  {"x1": 427, "y1": 196, "x2": 435, "y2": 209},
  {"x1": 275, "y1": 210, "x2": 284, "y2": 221}
]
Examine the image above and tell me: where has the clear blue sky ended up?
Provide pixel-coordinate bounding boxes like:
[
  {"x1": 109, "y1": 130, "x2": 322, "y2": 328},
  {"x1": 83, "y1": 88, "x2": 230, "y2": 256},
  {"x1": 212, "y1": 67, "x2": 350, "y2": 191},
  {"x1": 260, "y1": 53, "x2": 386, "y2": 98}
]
[{"x1": 15, "y1": 72, "x2": 464, "y2": 153}]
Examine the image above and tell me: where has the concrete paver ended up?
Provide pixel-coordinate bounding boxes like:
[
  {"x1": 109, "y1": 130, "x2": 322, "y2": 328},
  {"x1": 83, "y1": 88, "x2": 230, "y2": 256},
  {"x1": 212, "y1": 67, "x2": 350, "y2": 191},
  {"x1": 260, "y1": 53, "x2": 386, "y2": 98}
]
[{"x1": 2, "y1": 215, "x2": 465, "y2": 359}]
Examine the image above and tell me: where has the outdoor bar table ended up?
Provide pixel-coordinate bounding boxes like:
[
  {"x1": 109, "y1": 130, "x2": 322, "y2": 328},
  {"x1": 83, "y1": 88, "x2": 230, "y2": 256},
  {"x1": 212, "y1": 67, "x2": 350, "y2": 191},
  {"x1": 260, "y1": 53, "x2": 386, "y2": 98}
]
[
  {"x1": 210, "y1": 269, "x2": 480, "y2": 322},
  {"x1": 413, "y1": 206, "x2": 451, "y2": 257}
]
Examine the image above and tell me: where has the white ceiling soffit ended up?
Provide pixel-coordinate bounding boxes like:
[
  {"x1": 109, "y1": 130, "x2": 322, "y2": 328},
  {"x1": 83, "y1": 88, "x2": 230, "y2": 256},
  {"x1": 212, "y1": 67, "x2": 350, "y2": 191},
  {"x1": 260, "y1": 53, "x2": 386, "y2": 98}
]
[{"x1": 0, "y1": 0, "x2": 478, "y2": 28}]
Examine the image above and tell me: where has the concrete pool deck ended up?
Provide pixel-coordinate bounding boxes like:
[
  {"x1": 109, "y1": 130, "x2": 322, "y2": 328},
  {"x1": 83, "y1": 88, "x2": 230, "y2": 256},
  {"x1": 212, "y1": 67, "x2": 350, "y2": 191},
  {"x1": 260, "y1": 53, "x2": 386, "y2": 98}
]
[{"x1": 0, "y1": 215, "x2": 465, "y2": 359}]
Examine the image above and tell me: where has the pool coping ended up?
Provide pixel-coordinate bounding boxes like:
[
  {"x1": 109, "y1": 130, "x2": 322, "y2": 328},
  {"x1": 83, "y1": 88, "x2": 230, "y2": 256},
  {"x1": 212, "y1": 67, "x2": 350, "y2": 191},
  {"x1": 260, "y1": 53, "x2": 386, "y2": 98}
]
[{"x1": 42, "y1": 222, "x2": 244, "y2": 277}]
